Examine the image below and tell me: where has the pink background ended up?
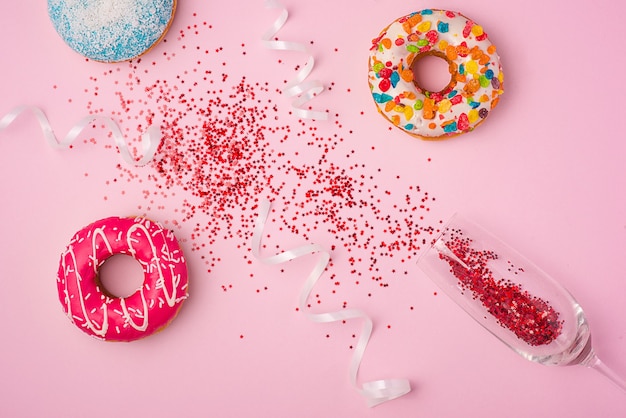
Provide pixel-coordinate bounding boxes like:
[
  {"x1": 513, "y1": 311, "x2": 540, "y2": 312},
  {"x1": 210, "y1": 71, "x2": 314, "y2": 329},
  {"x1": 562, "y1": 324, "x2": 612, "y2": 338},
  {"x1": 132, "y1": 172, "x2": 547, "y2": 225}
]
[{"x1": 2, "y1": 1, "x2": 626, "y2": 417}]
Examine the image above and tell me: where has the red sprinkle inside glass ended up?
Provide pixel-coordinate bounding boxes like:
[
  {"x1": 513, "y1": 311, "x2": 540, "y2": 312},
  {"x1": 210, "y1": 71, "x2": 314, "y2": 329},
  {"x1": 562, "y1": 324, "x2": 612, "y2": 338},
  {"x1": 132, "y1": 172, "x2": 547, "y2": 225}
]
[{"x1": 438, "y1": 229, "x2": 563, "y2": 346}]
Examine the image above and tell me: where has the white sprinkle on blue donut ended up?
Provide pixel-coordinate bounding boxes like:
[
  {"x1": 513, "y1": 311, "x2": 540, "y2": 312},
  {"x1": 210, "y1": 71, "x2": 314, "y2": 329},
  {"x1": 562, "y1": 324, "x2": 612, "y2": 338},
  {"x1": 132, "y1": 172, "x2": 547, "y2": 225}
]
[{"x1": 48, "y1": 0, "x2": 175, "y2": 62}]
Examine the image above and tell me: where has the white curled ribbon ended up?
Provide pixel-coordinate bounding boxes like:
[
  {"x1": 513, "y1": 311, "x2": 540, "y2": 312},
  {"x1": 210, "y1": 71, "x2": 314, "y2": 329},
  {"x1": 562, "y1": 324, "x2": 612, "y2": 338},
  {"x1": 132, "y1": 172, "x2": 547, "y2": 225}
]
[
  {"x1": 252, "y1": 199, "x2": 411, "y2": 407},
  {"x1": 261, "y1": 0, "x2": 328, "y2": 120},
  {"x1": 0, "y1": 105, "x2": 160, "y2": 166}
]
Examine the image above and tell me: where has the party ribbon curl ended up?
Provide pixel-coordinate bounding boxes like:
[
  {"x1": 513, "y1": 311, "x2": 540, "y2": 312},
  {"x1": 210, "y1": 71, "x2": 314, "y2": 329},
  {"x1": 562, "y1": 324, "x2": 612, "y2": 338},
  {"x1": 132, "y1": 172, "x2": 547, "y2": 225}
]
[
  {"x1": 0, "y1": 105, "x2": 160, "y2": 166},
  {"x1": 261, "y1": 0, "x2": 329, "y2": 120},
  {"x1": 252, "y1": 200, "x2": 411, "y2": 407}
]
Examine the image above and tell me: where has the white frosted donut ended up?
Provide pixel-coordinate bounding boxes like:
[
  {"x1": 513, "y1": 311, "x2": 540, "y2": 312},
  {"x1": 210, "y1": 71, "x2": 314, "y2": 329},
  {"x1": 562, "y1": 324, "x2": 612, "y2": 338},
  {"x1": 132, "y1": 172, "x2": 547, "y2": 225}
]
[
  {"x1": 57, "y1": 216, "x2": 189, "y2": 341},
  {"x1": 368, "y1": 9, "x2": 504, "y2": 140},
  {"x1": 47, "y1": 0, "x2": 176, "y2": 62}
]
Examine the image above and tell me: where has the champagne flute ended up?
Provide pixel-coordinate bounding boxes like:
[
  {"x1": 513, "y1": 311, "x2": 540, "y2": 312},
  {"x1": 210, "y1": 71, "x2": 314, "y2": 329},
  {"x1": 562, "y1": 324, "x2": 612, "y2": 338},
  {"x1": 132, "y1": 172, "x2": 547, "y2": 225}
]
[{"x1": 417, "y1": 213, "x2": 626, "y2": 391}]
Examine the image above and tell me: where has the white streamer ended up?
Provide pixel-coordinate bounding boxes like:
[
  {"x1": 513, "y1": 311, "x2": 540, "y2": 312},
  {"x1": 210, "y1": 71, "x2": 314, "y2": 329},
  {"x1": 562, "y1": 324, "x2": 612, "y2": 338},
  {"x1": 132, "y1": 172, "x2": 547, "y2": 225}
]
[
  {"x1": 262, "y1": 0, "x2": 329, "y2": 120},
  {"x1": 252, "y1": 199, "x2": 411, "y2": 407},
  {"x1": 0, "y1": 105, "x2": 160, "y2": 166}
]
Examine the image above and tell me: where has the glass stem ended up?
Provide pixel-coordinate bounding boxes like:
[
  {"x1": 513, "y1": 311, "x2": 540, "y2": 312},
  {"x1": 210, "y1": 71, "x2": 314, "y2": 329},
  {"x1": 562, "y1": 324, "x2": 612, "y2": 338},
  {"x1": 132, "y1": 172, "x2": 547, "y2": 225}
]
[{"x1": 579, "y1": 349, "x2": 626, "y2": 393}]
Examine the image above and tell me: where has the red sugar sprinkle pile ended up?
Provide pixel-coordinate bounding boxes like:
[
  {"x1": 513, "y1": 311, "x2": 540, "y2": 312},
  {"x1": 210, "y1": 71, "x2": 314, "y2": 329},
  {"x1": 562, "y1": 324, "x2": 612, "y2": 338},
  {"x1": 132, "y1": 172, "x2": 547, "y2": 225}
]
[
  {"x1": 55, "y1": 12, "x2": 442, "y2": 323},
  {"x1": 438, "y1": 229, "x2": 563, "y2": 346}
]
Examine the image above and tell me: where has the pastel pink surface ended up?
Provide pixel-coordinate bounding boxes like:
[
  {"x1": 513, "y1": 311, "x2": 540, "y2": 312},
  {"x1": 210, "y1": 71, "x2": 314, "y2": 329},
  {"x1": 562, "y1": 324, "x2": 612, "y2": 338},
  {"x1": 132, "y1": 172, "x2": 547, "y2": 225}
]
[{"x1": 1, "y1": 1, "x2": 626, "y2": 417}]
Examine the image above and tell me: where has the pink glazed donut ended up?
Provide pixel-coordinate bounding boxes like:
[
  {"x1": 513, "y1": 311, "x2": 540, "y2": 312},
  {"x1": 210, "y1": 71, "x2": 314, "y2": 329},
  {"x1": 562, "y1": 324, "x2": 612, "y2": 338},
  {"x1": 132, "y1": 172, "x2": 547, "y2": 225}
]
[{"x1": 57, "y1": 216, "x2": 189, "y2": 341}]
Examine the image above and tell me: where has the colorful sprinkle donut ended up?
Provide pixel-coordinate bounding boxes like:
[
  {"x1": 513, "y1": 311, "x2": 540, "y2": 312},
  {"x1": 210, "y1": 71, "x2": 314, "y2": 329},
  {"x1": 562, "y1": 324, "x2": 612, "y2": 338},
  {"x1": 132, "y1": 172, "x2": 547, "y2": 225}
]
[
  {"x1": 47, "y1": 0, "x2": 176, "y2": 62},
  {"x1": 368, "y1": 9, "x2": 504, "y2": 139},
  {"x1": 57, "y1": 216, "x2": 189, "y2": 341}
]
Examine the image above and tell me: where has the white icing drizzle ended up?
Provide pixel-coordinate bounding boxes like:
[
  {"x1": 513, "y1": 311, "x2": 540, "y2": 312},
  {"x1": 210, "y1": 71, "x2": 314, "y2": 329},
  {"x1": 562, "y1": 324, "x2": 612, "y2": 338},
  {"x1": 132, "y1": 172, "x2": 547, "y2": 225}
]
[
  {"x1": 120, "y1": 293, "x2": 149, "y2": 332},
  {"x1": 62, "y1": 249, "x2": 109, "y2": 337},
  {"x1": 127, "y1": 223, "x2": 179, "y2": 308}
]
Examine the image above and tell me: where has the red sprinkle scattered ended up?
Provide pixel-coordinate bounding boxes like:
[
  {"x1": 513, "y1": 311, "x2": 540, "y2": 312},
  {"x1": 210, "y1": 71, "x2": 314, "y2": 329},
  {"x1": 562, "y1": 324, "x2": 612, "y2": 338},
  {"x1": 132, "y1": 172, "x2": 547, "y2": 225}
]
[{"x1": 53, "y1": 11, "x2": 442, "y2": 340}]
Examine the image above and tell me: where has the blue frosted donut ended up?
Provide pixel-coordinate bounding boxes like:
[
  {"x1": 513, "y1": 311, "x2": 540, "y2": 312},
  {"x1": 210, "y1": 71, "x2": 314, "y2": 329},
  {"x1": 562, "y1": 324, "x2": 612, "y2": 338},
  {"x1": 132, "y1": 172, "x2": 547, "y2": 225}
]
[{"x1": 48, "y1": 0, "x2": 176, "y2": 62}]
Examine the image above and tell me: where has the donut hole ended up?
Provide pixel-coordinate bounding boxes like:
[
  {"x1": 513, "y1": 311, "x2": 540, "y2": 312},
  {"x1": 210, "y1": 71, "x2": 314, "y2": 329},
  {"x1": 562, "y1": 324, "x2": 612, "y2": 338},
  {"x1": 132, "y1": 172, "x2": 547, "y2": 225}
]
[
  {"x1": 411, "y1": 53, "x2": 454, "y2": 94},
  {"x1": 98, "y1": 254, "x2": 145, "y2": 298}
]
